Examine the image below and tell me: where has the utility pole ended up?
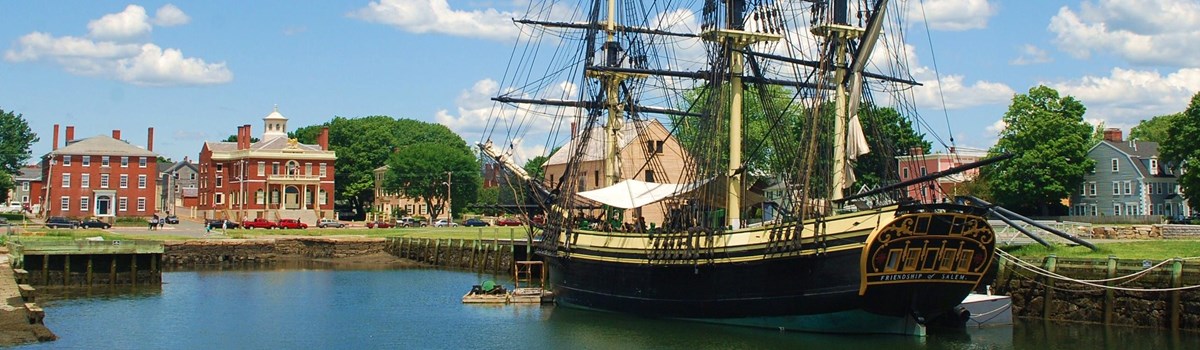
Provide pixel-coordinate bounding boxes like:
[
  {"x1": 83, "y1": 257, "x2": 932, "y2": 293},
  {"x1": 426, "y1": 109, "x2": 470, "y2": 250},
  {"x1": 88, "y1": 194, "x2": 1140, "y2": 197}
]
[{"x1": 444, "y1": 171, "x2": 452, "y2": 223}]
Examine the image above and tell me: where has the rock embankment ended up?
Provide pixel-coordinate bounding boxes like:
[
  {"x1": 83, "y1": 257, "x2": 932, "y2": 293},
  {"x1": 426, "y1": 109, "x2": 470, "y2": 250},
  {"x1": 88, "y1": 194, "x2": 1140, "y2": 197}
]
[
  {"x1": 163, "y1": 237, "x2": 421, "y2": 267},
  {"x1": 0, "y1": 252, "x2": 56, "y2": 346}
]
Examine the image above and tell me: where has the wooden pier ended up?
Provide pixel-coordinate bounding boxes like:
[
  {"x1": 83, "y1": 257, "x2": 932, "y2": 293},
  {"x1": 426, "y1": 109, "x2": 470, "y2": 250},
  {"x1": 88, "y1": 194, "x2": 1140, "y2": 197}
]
[{"x1": 6, "y1": 240, "x2": 163, "y2": 286}]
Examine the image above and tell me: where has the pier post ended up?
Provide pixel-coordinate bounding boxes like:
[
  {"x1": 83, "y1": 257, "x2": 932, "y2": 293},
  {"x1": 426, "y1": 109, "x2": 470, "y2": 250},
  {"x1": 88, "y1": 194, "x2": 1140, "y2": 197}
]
[
  {"x1": 131, "y1": 255, "x2": 138, "y2": 285},
  {"x1": 470, "y1": 239, "x2": 478, "y2": 268},
  {"x1": 41, "y1": 255, "x2": 49, "y2": 285},
  {"x1": 1043, "y1": 255, "x2": 1056, "y2": 319},
  {"x1": 151, "y1": 254, "x2": 159, "y2": 283},
  {"x1": 1170, "y1": 257, "x2": 1182, "y2": 330},
  {"x1": 110, "y1": 257, "x2": 117, "y2": 286},
  {"x1": 87, "y1": 256, "x2": 94, "y2": 286},
  {"x1": 434, "y1": 239, "x2": 441, "y2": 266},
  {"x1": 1105, "y1": 255, "x2": 1116, "y2": 325},
  {"x1": 63, "y1": 255, "x2": 71, "y2": 286}
]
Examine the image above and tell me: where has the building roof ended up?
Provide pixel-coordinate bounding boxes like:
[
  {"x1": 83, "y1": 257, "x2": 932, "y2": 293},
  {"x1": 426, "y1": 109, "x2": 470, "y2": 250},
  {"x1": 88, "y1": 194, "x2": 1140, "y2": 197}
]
[
  {"x1": 164, "y1": 160, "x2": 198, "y2": 174},
  {"x1": 14, "y1": 165, "x2": 41, "y2": 181},
  {"x1": 264, "y1": 106, "x2": 287, "y2": 120},
  {"x1": 545, "y1": 120, "x2": 667, "y2": 166},
  {"x1": 48, "y1": 135, "x2": 157, "y2": 157},
  {"x1": 1096, "y1": 140, "x2": 1167, "y2": 178},
  {"x1": 205, "y1": 137, "x2": 324, "y2": 154}
]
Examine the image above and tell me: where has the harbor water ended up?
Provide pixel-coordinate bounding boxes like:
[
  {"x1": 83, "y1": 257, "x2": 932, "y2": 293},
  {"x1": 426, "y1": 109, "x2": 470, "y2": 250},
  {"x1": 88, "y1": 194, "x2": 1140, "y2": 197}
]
[{"x1": 16, "y1": 266, "x2": 1200, "y2": 349}]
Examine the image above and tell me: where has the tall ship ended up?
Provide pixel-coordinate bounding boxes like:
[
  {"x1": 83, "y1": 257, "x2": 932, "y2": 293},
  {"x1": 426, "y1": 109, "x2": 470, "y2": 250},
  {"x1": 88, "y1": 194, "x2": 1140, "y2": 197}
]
[{"x1": 478, "y1": 0, "x2": 998, "y2": 335}]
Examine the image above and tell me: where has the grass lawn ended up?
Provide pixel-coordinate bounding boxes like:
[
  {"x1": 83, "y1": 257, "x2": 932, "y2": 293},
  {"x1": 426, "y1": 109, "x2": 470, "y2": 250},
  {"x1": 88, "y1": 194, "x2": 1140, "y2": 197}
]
[
  {"x1": 7, "y1": 229, "x2": 192, "y2": 242},
  {"x1": 1002, "y1": 240, "x2": 1200, "y2": 261}
]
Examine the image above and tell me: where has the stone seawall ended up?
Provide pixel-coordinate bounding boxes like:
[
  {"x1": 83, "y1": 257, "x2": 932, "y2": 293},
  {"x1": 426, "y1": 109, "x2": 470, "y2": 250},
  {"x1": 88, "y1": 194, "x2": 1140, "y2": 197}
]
[
  {"x1": 995, "y1": 256, "x2": 1200, "y2": 330},
  {"x1": 163, "y1": 237, "x2": 389, "y2": 265},
  {"x1": 1078, "y1": 224, "x2": 1200, "y2": 240}
]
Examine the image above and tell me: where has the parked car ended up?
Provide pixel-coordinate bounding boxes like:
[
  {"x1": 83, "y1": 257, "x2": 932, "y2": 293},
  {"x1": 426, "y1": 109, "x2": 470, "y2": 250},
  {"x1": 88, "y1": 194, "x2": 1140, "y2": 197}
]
[
  {"x1": 79, "y1": 218, "x2": 112, "y2": 229},
  {"x1": 276, "y1": 218, "x2": 308, "y2": 229},
  {"x1": 530, "y1": 214, "x2": 545, "y2": 227},
  {"x1": 434, "y1": 219, "x2": 459, "y2": 227},
  {"x1": 398, "y1": 217, "x2": 424, "y2": 227},
  {"x1": 317, "y1": 218, "x2": 346, "y2": 228},
  {"x1": 2, "y1": 202, "x2": 22, "y2": 213},
  {"x1": 366, "y1": 220, "x2": 394, "y2": 229},
  {"x1": 45, "y1": 216, "x2": 79, "y2": 229},
  {"x1": 462, "y1": 218, "x2": 490, "y2": 227},
  {"x1": 241, "y1": 217, "x2": 278, "y2": 229},
  {"x1": 207, "y1": 219, "x2": 240, "y2": 229},
  {"x1": 164, "y1": 215, "x2": 180, "y2": 224},
  {"x1": 496, "y1": 217, "x2": 522, "y2": 226}
]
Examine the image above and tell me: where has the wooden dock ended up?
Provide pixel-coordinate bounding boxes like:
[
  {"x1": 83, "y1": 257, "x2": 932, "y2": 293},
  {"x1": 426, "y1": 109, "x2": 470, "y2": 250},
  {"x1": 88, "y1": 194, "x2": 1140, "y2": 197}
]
[{"x1": 6, "y1": 239, "x2": 164, "y2": 286}]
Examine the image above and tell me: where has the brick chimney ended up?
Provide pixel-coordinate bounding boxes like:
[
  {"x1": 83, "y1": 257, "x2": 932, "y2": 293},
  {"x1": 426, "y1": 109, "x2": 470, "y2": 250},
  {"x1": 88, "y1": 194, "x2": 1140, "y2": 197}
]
[
  {"x1": 112, "y1": 129, "x2": 121, "y2": 140},
  {"x1": 1103, "y1": 128, "x2": 1122, "y2": 142},
  {"x1": 910, "y1": 147, "x2": 924, "y2": 156},
  {"x1": 236, "y1": 125, "x2": 246, "y2": 150},
  {"x1": 318, "y1": 127, "x2": 329, "y2": 150},
  {"x1": 570, "y1": 121, "x2": 577, "y2": 138},
  {"x1": 147, "y1": 127, "x2": 154, "y2": 152},
  {"x1": 242, "y1": 124, "x2": 252, "y2": 149},
  {"x1": 52, "y1": 124, "x2": 60, "y2": 151},
  {"x1": 66, "y1": 125, "x2": 75, "y2": 142}
]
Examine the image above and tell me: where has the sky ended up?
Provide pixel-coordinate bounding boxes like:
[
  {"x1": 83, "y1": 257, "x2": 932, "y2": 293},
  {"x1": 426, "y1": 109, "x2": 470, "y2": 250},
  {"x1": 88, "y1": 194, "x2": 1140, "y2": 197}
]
[{"x1": 2, "y1": 0, "x2": 1199, "y2": 165}]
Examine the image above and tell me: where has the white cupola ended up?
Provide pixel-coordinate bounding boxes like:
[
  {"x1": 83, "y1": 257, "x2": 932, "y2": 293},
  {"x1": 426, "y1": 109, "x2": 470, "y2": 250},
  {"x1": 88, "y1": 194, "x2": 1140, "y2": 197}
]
[{"x1": 263, "y1": 105, "x2": 288, "y2": 140}]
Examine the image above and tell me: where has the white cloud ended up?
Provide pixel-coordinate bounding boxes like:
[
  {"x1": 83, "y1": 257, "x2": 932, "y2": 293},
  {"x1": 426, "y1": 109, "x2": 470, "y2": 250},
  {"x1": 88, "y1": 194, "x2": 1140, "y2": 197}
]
[
  {"x1": 348, "y1": 0, "x2": 519, "y2": 41},
  {"x1": 906, "y1": 0, "x2": 996, "y2": 31},
  {"x1": 153, "y1": 4, "x2": 191, "y2": 27},
  {"x1": 985, "y1": 118, "x2": 1006, "y2": 136},
  {"x1": 1010, "y1": 44, "x2": 1052, "y2": 65},
  {"x1": 4, "y1": 6, "x2": 230, "y2": 86},
  {"x1": 116, "y1": 44, "x2": 233, "y2": 86},
  {"x1": 87, "y1": 5, "x2": 152, "y2": 40},
  {"x1": 1051, "y1": 67, "x2": 1200, "y2": 125},
  {"x1": 1049, "y1": 0, "x2": 1200, "y2": 67},
  {"x1": 869, "y1": 41, "x2": 1015, "y2": 110}
]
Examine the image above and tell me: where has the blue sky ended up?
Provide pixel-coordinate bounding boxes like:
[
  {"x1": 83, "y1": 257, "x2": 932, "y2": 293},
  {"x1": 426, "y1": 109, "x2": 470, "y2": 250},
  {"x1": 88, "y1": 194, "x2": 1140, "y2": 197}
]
[{"x1": 3, "y1": 1, "x2": 1199, "y2": 164}]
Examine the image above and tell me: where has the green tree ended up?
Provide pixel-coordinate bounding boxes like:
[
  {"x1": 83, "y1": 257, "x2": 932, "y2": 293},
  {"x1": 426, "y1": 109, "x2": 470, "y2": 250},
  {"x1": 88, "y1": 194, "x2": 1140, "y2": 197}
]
[
  {"x1": 0, "y1": 170, "x2": 11, "y2": 203},
  {"x1": 984, "y1": 85, "x2": 1095, "y2": 216},
  {"x1": 291, "y1": 116, "x2": 474, "y2": 217},
  {"x1": 383, "y1": 142, "x2": 480, "y2": 222},
  {"x1": 523, "y1": 155, "x2": 549, "y2": 183},
  {"x1": 853, "y1": 105, "x2": 930, "y2": 190},
  {"x1": 0, "y1": 108, "x2": 39, "y2": 173},
  {"x1": 475, "y1": 186, "x2": 500, "y2": 215},
  {"x1": 1160, "y1": 92, "x2": 1200, "y2": 210},
  {"x1": 1130, "y1": 113, "x2": 1182, "y2": 143},
  {"x1": 223, "y1": 135, "x2": 259, "y2": 143}
]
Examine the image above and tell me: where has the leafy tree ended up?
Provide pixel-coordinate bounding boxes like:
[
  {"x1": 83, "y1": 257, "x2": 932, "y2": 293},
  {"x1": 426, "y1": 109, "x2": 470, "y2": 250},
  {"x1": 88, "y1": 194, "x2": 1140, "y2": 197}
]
[
  {"x1": 0, "y1": 170, "x2": 11, "y2": 203},
  {"x1": 984, "y1": 85, "x2": 1095, "y2": 216},
  {"x1": 156, "y1": 156, "x2": 174, "y2": 164},
  {"x1": 1160, "y1": 92, "x2": 1200, "y2": 210},
  {"x1": 475, "y1": 186, "x2": 500, "y2": 215},
  {"x1": 223, "y1": 135, "x2": 260, "y2": 143},
  {"x1": 0, "y1": 108, "x2": 39, "y2": 173},
  {"x1": 523, "y1": 155, "x2": 548, "y2": 183},
  {"x1": 853, "y1": 105, "x2": 930, "y2": 190},
  {"x1": 291, "y1": 116, "x2": 475, "y2": 217},
  {"x1": 1130, "y1": 113, "x2": 1182, "y2": 143},
  {"x1": 383, "y1": 142, "x2": 480, "y2": 222}
]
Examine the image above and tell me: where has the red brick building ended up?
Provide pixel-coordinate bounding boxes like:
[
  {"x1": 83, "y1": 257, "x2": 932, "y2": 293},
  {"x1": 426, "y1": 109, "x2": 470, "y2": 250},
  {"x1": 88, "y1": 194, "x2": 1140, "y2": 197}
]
[
  {"x1": 896, "y1": 147, "x2": 984, "y2": 203},
  {"x1": 197, "y1": 108, "x2": 336, "y2": 223},
  {"x1": 40, "y1": 125, "x2": 160, "y2": 219}
]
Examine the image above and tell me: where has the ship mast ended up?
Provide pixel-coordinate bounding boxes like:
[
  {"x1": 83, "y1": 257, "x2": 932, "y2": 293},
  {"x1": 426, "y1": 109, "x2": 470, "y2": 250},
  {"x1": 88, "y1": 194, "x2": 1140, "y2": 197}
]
[
  {"x1": 814, "y1": 0, "x2": 887, "y2": 202},
  {"x1": 702, "y1": 1, "x2": 779, "y2": 229},
  {"x1": 585, "y1": 0, "x2": 644, "y2": 189}
]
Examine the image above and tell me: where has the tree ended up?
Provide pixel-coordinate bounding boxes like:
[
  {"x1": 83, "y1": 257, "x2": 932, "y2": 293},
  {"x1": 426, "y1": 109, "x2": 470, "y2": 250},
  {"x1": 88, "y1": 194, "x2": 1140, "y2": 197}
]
[
  {"x1": 223, "y1": 135, "x2": 260, "y2": 143},
  {"x1": 1160, "y1": 92, "x2": 1200, "y2": 210},
  {"x1": 523, "y1": 155, "x2": 549, "y2": 183},
  {"x1": 383, "y1": 142, "x2": 480, "y2": 222},
  {"x1": 1130, "y1": 113, "x2": 1182, "y2": 143},
  {"x1": 0, "y1": 108, "x2": 39, "y2": 173},
  {"x1": 984, "y1": 85, "x2": 1095, "y2": 216},
  {"x1": 852, "y1": 105, "x2": 930, "y2": 190},
  {"x1": 291, "y1": 116, "x2": 474, "y2": 217}
]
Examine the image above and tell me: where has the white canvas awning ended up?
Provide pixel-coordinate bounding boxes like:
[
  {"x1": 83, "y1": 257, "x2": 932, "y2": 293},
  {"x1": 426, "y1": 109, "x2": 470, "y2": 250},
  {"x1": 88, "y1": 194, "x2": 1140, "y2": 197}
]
[{"x1": 577, "y1": 178, "x2": 712, "y2": 209}]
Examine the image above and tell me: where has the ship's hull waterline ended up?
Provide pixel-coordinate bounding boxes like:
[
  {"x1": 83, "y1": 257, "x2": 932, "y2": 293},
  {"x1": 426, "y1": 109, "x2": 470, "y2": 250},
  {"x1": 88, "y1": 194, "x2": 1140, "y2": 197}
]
[{"x1": 540, "y1": 204, "x2": 996, "y2": 335}]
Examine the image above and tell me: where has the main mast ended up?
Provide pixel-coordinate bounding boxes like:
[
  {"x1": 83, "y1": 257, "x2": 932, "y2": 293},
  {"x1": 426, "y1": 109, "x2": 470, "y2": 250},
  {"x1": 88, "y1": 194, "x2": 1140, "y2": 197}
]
[{"x1": 701, "y1": 1, "x2": 779, "y2": 229}]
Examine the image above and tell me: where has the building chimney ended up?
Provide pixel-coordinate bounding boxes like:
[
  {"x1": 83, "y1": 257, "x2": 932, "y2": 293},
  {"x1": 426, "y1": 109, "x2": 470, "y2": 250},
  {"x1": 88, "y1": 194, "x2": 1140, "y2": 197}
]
[
  {"x1": 112, "y1": 129, "x2": 121, "y2": 140},
  {"x1": 948, "y1": 146, "x2": 956, "y2": 154},
  {"x1": 1103, "y1": 128, "x2": 1122, "y2": 142},
  {"x1": 66, "y1": 125, "x2": 75, "y2": 142},
  {"x1": 147, "y1": 127, "x2": 155, "y2": 152},
  {"x1": 570, "y1": 121, "x2": 577, "y2": 138},
  {"x1": 52, "y1": 124, "x2": 60, "y2": 151},
  {"x1": 242, "y1": 124, "x2": 252, "y2": 149},
  {"x1": 318, "y1": 127, "x2": 329, "y2": 151},
  {"x1": 910, "y1": 147, "x2": 924, "y2": 156}
]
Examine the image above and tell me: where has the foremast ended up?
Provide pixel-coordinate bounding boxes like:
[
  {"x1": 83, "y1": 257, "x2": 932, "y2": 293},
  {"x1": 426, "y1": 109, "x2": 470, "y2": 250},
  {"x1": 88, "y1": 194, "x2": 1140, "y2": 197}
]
[
  {"x1": 701, "y1": 2, "x2": 779, "y2": 230},
  {"x1": 586, "y1": 0, "x2": 645, "y2": 189}
]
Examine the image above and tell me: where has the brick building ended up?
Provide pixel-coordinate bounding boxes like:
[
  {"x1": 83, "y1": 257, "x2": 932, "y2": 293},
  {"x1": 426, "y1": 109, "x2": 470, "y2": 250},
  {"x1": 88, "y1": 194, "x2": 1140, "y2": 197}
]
[
  {"x1": 197, "y1": 107, "x2": 336, "y2": 223},
  {"x1": 40, "y1": 125, "x2": 160, "y2": 219},
  {"x1": 895, "y1": 147, "x2": 985, "y2": 203}
]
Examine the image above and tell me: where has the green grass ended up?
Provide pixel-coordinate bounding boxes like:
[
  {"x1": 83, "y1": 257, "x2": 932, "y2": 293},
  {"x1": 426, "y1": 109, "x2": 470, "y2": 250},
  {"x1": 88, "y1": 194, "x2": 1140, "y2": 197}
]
[
  {"x1": 1002, "y1": 240, "x2": 1200, "y2": 261},
  {"x1": 215, "y1": 226, "x2": 538, "y2": 241},
  {"x1": 10, "y1": 229, "x2": 192, "y2": 242}
]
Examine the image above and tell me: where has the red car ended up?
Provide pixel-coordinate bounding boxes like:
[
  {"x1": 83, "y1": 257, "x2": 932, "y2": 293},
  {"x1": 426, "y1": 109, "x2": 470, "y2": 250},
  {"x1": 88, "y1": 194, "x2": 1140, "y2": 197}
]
[
  {"x1": 366, "y1": 220, "x2": 394, "y2": 229},
  {"x1": 241, "y1": 217, "x2": 277, "y2": 229},
  {"x1": 496, "y1": 217, "x2": 523, "y2": 226},
  {"x1": 276, "y1": 219, "x2": 308, "y2": 229}
]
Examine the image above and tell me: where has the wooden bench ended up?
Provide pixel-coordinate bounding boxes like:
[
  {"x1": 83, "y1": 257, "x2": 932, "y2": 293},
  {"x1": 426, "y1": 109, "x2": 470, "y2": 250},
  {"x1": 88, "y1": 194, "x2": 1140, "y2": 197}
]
[
  {"x1": 24, "y1": 303, "x2": 43, "y2": 325},
  {"x1": 17, "y1": 284, "x2": 35, "y2": 302},
  {"x1": 12, "y1": 268, "x2": 28, "y2": 284}
]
